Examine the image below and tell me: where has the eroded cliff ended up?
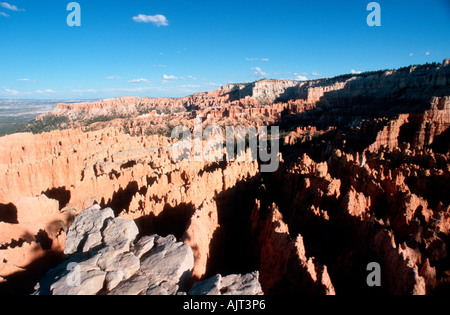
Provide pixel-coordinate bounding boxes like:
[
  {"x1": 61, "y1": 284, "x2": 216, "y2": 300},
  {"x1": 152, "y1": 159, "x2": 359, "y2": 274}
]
[{"x1": 1, "y1": 61, "x2": 449, "y2": 295}]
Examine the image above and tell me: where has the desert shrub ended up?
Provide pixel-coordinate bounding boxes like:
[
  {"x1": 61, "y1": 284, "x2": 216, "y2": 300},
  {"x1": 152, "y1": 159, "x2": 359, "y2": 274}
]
[
  {"x1": 19, "y1": 115, "x2": 71, "y2": 134},
  {"x1": 145, "y1": 122, "x2": 175, "y2": 137}
]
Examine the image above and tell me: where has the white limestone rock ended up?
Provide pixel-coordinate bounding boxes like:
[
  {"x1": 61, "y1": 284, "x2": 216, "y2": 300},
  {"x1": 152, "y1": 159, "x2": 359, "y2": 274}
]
[{"x1": 64, "y1": 205, "x2": 114, "y2": 255}]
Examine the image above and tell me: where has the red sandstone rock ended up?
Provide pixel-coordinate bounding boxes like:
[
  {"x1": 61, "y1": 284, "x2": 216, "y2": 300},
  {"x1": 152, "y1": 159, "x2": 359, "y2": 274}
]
[
  {"x1": 182, "y1": 200, "x2": 220, "y2": 281},
  {"x1": 1, "y1": 63, "x2": 449, "y2": 294},
  {"x1": 251, "y1": 201, "x2": 336, "y2": 295}
]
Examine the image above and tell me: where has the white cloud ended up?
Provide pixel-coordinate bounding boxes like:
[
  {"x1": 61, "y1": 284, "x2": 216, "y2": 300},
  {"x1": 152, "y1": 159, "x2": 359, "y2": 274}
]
[
  {"x1": 101, "y1": 86, "x2": 164, "y2": 94},
  {"x1": 272, "y1": 71, "x2": 318, "y2": 80},
  {"x1": 351, "y1": 69, "x2": 362, "y2": 74},
  {"x1": 425, "y1": 51, "x2": 430, "y2": 56},
  {"x1": 162, "y1": 74, "x2": 178, "y2": 80},
  {"x1": 162, "y1": 74, "x2": 196, "y2": 81},
  {"x1": 153, "y1": 65, "x2": 167, "y2": 68},
  {"x1": 128, "y1": 78, "x2": 150, "y2": 84},
  {"x1": 409, "y1": 53, "x2": 414, "y2": 57},
  {"x1": 3, "y1": 87, "x2": 19, "y2": 95},
  {"x1": 0, "y1": 11, "x2": 9, "y2": 17},
  {"x1": 205, "y1": 82, "x2": 222, "y2": 87},
  {"x1": 72, "y1": 89, "x2": 97, "y2": 93},
  {"x1": 106, "y1": 76, "x2": 121, "y2": 80},
  {"x1": 295, "y1": 75, "x2": 308, "y2": 81},
  {"x1": 179, "y1": 84, "x2": 201, "y2": 88},
  {"x1": 0, "y1": 2, "x2": 23, "y2": 11},
  {"x1": 251, "y1": 67, "x2": 268, "y2": 77},
  {"x1": 247, "y1": 58, "x2": 269, "y2": 62},
  {"x1": 17, "y1": 78, "x2": 37, "y2": 83},
  {"x1": 36, "y1": 89, "x2": 55, "y2": 94},
  {"x1": 132, "y1": 14, "x2": 169, "y2": 27}
]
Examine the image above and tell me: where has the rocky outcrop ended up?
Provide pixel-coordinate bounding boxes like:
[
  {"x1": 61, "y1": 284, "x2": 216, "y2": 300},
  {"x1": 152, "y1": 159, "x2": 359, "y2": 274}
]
[
  {"x1": 181, "y1": 200, "x2": 220, "y2": 281},
  {"x1": 0, "y1": 126, "x2": 259, "y2": 288},
  {"x1": 222, "y1": 79, "x2": 301, "y2": 103},
  {"x1": 251, "y1": 201, "x2": 336, "y2": 295},
  {"x1": 189, "y1": 271, "x2": 263, "y2": 295},
  {"x1": 28, "y1": 62, "x2": 450, "y2": 136},
  {"x1": 222, "y1": 62, "x2": 449, "y2": 107},
  {"x1": 415, "y1": 96, "x2": 450, "y2": 149},
  {"x1": 368, "y1": 114, "x2": 410, "y2": 152},
  {"x1": 34, "y1": 205, "x2": 264, "y2": 295},
  {"x1": 64, "y1": 205, "x2": 116, "y2": 255},
  {"x1": 263, "y1": 141, "x2": 449, "y2": 294},
  {"x1": 34, "y1": 205, "x2": 194, "y2": 295}
]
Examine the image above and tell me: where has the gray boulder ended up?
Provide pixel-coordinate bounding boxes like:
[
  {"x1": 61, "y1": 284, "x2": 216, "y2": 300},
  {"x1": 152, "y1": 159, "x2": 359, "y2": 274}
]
[
  {"x1": 36, "y1": 205, "x2": 263, "y2": 296},
  {"x1": 133, "y1": 235, "x2": 155, "y2": 259},
  {"x1": 35, "y1": 205, "x2": 195, "y2": 295},
  {"x1": 102, "y1": 217, "x2": 139, "y2": 252},
  {"x1": 51, "y1": 269, "x2": 106, "y2": 296},
  {"x1": 97, "y1": 249, "x2": 141, "y2": 291},
  {"x1": 49, "y1": 253, "x2": 105, "y2": 295},
  {"x1": 108, "y1": 274, "x2": 150, "y2": 295},
  {"x1": 64, "y1": 205, "x2": 114, "y2": 255},
  {"x1": 140, "y1": 235, "x2": 194, "y2": 293},
  {"x1": 189, "y1": 271, "x2": 263, "y2": 295}
]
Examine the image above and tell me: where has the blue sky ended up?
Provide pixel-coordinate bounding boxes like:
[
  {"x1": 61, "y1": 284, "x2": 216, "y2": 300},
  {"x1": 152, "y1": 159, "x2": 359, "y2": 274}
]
[{"x1": 0, "y1": 0, "x2": 449, "y2": 99}]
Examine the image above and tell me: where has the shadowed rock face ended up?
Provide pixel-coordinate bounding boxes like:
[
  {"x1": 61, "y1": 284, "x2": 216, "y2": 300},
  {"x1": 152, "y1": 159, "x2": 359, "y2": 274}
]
[{"x1": 1, "y1": 61, "x2": 449, "y2": 295}]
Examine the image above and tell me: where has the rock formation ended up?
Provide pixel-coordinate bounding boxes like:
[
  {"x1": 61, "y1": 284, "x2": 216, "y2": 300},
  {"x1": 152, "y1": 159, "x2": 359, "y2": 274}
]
[
  {"x1": 189, "y1": 271, "x2": 263, "y2": 295},
  {"x1": 33, "y1": 205, "x2": 262, "y2": 295},
  {"x1": 0, "y1": 127, "x2": 260, "y2": 293},
  {"x1": 1, "y1": 60, "x2": 449, "y2": 295},
  {"x1": 23, "y1": 61, "x2": 449, "y2": 137}
]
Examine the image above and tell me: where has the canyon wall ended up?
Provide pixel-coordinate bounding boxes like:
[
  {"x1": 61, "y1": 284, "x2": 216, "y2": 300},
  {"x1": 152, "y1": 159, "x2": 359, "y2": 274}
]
[
  {"x1": 1, "y1": 61, "x2": 449, "y2": 294},
  {"x1": 0, "y1": 127, "x2": 260, "y2": 293},
  {"x1": 33, "y1": 61, "x2": 450, "y2": 130}
]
